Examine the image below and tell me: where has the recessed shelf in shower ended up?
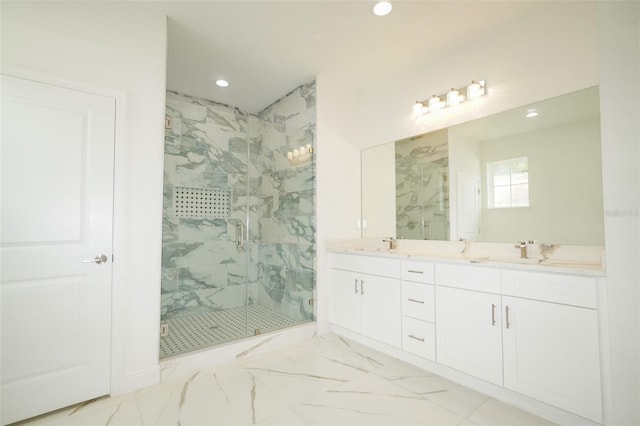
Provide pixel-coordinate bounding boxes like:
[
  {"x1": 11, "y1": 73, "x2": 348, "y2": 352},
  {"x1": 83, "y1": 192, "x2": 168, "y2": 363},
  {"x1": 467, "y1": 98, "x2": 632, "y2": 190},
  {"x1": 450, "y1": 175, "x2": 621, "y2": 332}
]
[{"x1": 173, "y1": 186, "x2": 231, "y2": 218}]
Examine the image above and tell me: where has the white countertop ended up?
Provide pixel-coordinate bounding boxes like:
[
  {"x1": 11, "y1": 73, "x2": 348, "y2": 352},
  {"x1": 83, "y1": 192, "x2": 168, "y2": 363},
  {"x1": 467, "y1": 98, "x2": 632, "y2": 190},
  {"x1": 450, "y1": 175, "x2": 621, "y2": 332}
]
[{"x1": 328, "y1": 240, "x2": 606, "y2": 277}]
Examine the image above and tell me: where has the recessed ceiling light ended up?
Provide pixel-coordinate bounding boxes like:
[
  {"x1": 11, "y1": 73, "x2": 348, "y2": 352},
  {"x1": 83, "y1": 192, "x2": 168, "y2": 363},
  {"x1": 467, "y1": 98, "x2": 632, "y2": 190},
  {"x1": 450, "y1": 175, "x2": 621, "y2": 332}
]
[
  {"x1": 373, "y1": 1, "x2": 392, "y2": 16},
  {"x1": 526, "y1": 108, "x2": 539, "y2": 118},
  {"x1": 215, "y1": 79, "x2": 229, "y2": 88}
]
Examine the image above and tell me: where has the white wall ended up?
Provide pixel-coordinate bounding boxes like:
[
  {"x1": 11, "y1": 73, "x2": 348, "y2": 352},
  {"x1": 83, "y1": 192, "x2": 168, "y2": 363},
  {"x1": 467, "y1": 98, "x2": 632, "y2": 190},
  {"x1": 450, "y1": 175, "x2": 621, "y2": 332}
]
[
  {"x1": 1, "y1": 2, "x2": 168, "y2": 393},
  {"x1": 315, "y1": 75, "x2": 362, "y2": 331},
  {"x1": 361, "y1": 142, "x2": 396, "y2": 238},
  {"x1": 598, "y1": 2, "x2": 640, "y2": 425}
]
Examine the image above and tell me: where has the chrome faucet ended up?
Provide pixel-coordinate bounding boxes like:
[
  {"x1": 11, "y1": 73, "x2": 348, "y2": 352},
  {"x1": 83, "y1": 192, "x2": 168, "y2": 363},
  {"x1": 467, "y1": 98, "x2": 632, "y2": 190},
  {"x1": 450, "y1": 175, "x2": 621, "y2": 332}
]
[
  {"x1": 383, "y1": 237, "x2": 397, "y2": 250},
  {"x1": 515, "y1": 241, "x2": 528, "y2": 258}
]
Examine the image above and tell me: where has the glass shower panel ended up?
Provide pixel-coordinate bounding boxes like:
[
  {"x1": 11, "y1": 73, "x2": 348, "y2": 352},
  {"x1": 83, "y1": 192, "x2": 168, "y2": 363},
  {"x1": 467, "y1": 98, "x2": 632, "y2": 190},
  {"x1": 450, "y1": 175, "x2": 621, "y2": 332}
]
[
  {"x1": 248, "y1": 120, "x2": 315, "y2": 335},
  {"x1": 160, "y1": 93, "x2": 250, "y2": 357},
  {"x1": 252, "y1": 123, "x2": 315, "y2": 330}
]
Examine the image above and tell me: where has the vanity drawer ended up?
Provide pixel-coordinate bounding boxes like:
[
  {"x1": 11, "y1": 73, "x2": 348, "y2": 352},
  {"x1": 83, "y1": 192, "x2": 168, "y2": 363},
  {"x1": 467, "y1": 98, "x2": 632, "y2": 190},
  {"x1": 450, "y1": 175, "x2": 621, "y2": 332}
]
[
  {"x1": 331, "y1": 254, "x2": 401, "y2": 279},
  {"x1": 402, "y1": 316, "x2": 435, "y2": 361},
  {"x1": 362, "y1": 256, "x2": 402, "y2": 278},
  {"x1": 502, "y1": 270, "x2": 597, "y2": 308},
  {"x1": 402, "y1": 282, "x2": 435, "y2": 322},
  {"x1": 436, "y1": 264, "x2": 501, "y2": 294},
  {"x1": 402, "y1": 260, "x2": 435, "y2": 284},
  {"x1": 331, "y1": 253, "x2": 361, "y2": 271}
]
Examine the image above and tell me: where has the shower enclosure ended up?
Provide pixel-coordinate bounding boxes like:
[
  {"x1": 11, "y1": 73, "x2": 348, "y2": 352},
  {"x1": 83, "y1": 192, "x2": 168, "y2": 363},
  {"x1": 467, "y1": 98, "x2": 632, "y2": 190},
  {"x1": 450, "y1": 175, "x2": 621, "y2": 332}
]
[
  {"x1": 160, "y1": 84, "x2": 316, "y2": 358},
  {"x1": 396, "y1": 128, "x2": 450, "y2": 240}
]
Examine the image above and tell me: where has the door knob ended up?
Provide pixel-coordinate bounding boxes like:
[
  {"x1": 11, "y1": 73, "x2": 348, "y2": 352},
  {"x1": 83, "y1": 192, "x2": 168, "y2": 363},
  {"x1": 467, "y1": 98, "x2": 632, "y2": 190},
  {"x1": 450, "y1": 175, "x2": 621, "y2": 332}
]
[{"x1": 82, "y1": 254, "x2": 108, "y2": 264}]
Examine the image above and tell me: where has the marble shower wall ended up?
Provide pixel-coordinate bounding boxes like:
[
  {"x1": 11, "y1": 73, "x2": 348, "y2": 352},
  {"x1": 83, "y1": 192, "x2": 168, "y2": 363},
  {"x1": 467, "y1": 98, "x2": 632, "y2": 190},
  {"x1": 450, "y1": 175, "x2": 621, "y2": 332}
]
[
  {"x1": 161, "y1": 92, "x2": 257, "y2": 320},
  {"x1": 161, "y1": 81, "x2": 316, "y2": 325},
  {"x1": 396, "y1": 129, "x2": 450, "y2": 240},
  {"x1": 254, "y1": 81, "x2": 316, "y2": 323}
]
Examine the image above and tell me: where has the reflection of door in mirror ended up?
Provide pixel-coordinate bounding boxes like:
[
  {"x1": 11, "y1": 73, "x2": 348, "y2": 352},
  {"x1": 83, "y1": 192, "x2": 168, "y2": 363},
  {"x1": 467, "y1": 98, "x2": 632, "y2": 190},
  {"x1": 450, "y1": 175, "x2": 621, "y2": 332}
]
[
  {"x1": 395, "y1": 129, "x2": 450, "y2": 240},
  {"x1": 457, "y1": 172, "x2": 481, "y2": 241}
]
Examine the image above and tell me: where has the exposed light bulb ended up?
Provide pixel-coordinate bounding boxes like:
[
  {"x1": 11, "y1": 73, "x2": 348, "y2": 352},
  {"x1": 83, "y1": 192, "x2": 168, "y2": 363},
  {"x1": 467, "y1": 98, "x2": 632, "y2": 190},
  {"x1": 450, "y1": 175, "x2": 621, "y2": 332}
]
[
  {"x1": 446, "y1": 88, "x2": 464, "y2": 106},
  {"x1": 467, "y1": 80, "x2": 484, "y2": 100},
  {"x1": 373, "y1": 1, "x2": 393, "y2": 16},
  {"x1": 428, "y1": 95, "x2": 443, "y2": 111},
  {"x1": 215, "y1": 79, "x2": 230, "y2": 87},
  {"x1": 413, "y1": 101, "x2": 426, "y2": 115}
]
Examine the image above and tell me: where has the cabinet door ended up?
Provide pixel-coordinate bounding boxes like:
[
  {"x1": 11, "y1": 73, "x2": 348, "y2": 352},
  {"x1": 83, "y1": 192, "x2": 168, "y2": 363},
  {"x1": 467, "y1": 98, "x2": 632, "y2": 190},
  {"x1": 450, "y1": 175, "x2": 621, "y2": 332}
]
[
  {"x1": 329, "y1": 269, "x2": 361, "y2": 332},
  {"x1": 436, "y1": 286, "x2": 503, "y2": 385},
  {"x1": 361, "y1": 275, "x2": 401, "y2": 348},
  {"x1": 502, "y1": 296, "x2": 602, "y2": 423}
]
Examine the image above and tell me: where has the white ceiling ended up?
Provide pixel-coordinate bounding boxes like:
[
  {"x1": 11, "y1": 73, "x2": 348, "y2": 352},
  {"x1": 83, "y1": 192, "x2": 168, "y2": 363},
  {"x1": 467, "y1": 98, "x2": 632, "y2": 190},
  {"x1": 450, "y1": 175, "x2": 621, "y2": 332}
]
[{"x1": 140, "y1": 1, "x2": 544, "y2": 113}]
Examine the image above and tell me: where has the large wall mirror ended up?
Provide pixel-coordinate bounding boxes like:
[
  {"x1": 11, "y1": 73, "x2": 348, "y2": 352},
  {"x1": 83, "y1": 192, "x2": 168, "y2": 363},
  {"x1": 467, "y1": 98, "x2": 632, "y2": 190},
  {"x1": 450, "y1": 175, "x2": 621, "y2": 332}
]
[{"x1": 361, "y1": 86, "x2": 604, "y2": 246}]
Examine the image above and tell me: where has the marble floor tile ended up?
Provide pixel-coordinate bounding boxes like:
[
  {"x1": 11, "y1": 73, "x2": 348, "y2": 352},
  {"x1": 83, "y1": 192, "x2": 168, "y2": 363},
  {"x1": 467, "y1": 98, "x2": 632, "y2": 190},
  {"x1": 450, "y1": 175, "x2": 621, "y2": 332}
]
[
  {"x1": 374, "y1": 359, "x2": 489, "y2": 417},
  {"x1": 466, "y1": 398, "x2": 558, "y2": 426},
  {"x1": 291, "y1": 372, "x2": 464, "y2": 426},
  {"x1": 14, "y1": 333, "x2": 558, "y2": 426}
]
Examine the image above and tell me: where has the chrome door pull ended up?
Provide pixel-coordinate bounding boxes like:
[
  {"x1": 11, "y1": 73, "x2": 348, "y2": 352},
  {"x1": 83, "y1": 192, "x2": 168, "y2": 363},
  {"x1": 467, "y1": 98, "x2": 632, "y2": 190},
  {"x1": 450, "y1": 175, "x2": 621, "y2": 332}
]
[
  {"x1": 491, "y1": 303, "x2": 496, "y2": 326},
  {"x1": 360, "y1": 280, "x2": 365, "y2": 295},
  {"x1": 505, "y1": 306, "x2": 511, "y2": 329},
  {"x1": 82, "y1": 254, "x2": 108, "y2": 264},
  {"x1": 408, "y1": 334, "x2": 425, "y2": 342},
  {"x1": 354, "y1": 278, "x2": 359, "y2": 294},
  {"x1": 408, "y1": 298, "x2": 424, "y2": 304},
  {"x1": 235, "y1": 222, "x2": 244, "y2": 248}
]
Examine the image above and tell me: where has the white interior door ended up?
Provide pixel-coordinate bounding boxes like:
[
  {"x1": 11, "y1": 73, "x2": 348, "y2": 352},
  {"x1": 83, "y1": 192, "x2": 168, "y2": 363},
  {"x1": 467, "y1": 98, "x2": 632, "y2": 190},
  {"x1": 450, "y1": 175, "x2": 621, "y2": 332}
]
[
  {"x1": 456, "y1": 172, "x2": 480, "y2": 241},
  {"x1": 1, "y1": 74, "x2": 115, "y2": 425}
]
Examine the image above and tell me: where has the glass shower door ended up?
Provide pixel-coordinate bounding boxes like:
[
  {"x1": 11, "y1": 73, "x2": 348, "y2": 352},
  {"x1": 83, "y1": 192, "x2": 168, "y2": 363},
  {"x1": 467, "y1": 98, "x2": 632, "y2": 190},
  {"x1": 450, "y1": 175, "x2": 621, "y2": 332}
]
[{"x1": 159, "y1": 95, "x2": 251, "y2": 357}]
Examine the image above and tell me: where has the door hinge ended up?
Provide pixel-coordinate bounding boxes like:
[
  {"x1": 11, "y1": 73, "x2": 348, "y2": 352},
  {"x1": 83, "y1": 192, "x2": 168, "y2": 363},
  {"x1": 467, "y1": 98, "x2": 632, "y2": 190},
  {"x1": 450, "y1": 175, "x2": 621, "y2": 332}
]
[{"x1": 308, "y1": 298, "x2": 314, "y2": 306}]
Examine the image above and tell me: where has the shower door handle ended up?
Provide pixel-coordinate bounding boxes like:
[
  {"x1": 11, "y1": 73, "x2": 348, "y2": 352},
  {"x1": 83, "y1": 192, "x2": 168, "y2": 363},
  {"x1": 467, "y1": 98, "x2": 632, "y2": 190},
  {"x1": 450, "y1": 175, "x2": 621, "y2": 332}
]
[{"x1": 235, "y1": 222, "x2": 244, "y2": 248}]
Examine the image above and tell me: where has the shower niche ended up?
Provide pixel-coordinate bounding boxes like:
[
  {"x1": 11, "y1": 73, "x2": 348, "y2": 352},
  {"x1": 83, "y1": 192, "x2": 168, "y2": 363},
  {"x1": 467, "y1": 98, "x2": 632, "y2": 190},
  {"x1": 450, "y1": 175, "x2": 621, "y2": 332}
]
[{"x1": 160, "y1": 82, "x2": 316, "y2": 358}]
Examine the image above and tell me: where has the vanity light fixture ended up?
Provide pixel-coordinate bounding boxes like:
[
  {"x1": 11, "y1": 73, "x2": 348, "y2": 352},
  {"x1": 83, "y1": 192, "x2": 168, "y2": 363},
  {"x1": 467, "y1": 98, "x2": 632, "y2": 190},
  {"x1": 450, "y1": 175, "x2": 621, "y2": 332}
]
[
  {"x1": 526, "y1": 108, "x2": 539, "y2": 118},
  {"x1": 215, "y1": 79, "x2": 230, "y2": 87},
  {"x1": 467, "y1": 80, "x2": 485, "y2": 100},
  {"x1": 287, "y1": 144, "x2": 313, "y2": 165},
  {"x1": 373, "y1": 1, "x2": 393, "y2": 16},
  {"x1": 446, "y1": 88, "x2": 464, "y2": 106},
  {"x1": 428, "y1": 95, "x2": 445, "y2": 111},
  {"x1": 414, "y1": 80, "x2": 486, "y2": 116}
]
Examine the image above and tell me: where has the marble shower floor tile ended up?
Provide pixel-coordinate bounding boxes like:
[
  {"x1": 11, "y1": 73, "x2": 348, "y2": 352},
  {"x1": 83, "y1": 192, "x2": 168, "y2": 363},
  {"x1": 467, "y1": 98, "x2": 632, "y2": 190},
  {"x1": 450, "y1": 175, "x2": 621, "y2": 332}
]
[{"x1": 15, "y1": 333, "x2": 557, "y2": 426}]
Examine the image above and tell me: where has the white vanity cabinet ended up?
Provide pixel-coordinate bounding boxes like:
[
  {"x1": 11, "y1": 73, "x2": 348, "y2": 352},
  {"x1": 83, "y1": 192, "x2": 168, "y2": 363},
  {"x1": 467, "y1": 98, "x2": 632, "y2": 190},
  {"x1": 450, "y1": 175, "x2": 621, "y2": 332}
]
[
  {"x1": 435, "y1": 264, "x2": 504, "y2": 385},
  {"x1": 329, "y1": 253, "x2": 402, "y2": 348},
  {"x1": 401, "y1": 260, "x2": 436, "y2": 360},
  {"x1": 328, "y1": 251, "x2": 605, "y2": 424},
  {"x1": 501, "y1": 270, "x2": 602, "y2": 423}
]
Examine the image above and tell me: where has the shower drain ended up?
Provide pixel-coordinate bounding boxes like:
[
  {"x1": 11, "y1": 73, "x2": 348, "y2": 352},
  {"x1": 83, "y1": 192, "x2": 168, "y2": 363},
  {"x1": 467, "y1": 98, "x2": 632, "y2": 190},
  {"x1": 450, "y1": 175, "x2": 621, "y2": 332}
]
[{"x1": 159, "y1": 305, "x2": 298, "y2": 358}]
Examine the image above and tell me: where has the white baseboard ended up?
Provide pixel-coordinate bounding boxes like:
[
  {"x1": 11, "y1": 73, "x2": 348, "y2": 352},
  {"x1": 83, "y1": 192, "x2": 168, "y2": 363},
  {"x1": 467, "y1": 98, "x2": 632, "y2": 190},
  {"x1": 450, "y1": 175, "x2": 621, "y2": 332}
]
[{"x1": 119, "y1": 366, "x2": 161, "y2": 394}]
